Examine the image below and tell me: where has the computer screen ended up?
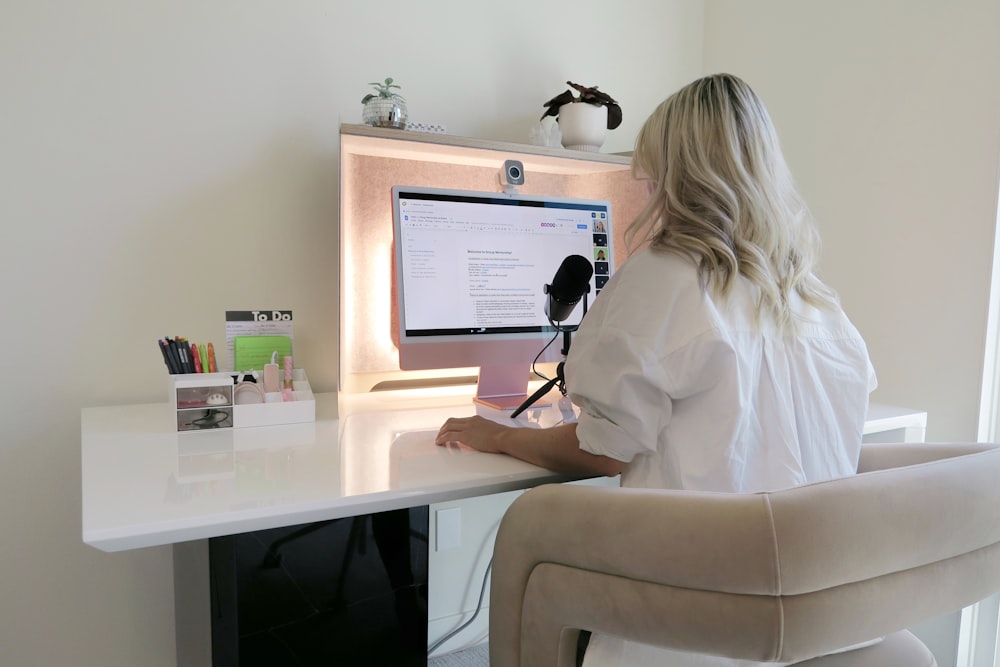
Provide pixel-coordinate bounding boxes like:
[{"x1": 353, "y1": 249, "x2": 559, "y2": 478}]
[{"x1": 391, "y1": 185, "x2": 614, "y2": 408}]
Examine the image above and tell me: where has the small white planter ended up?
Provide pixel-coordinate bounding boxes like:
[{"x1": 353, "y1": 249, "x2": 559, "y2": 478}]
[{"x1": 558, "y1": 103, "x2": 608, "y2": 152}]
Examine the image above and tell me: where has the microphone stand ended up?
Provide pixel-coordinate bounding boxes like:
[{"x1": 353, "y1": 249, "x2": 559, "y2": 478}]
[
  {"x1": 511, "y1": 360, "x2": 565, "y2": 419},
  {"x1": 510, "y1": 292, "x2": 588, "y2": 419}
]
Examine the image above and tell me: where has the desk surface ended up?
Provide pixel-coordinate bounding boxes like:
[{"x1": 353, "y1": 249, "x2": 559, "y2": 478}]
[
  {"x1": 82, "y1": 388, "x2": 585, "y2": 552},
  {"x1": 81, "y1": 389, "x2": 927, "y2": 553}
]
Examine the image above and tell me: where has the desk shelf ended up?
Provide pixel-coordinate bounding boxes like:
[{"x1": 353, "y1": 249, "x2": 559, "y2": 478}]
[{"x1": 338, "y1": 124, "x2": 646, "y2": 395}]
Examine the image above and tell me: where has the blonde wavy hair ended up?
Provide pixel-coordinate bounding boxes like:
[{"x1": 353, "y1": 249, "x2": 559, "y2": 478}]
[{"x1": 628, "y1": 73, "x2": 837, "y2": 329}]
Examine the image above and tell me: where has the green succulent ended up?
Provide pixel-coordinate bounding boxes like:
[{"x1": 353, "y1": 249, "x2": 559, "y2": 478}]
[{"x1": 362, "y1": 77, "x2": 405, "y2": 105}]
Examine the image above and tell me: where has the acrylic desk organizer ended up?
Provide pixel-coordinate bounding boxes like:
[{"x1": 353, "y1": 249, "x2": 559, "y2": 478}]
[{"x1": 169, "y1": 370, "x2": 315, "y2": 432}]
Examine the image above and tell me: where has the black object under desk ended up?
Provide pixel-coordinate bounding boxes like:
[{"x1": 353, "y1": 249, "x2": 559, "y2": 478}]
[{"x1": 206, "y1": 506, "x2": 429, "y2": 666}]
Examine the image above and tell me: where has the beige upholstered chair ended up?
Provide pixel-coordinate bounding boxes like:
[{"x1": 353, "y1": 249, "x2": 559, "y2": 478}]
[{"x1": 490, "y1": 443, "x2": 1000, "y2": 667}]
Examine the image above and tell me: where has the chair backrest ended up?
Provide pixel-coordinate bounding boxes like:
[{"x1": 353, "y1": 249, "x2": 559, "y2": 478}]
[{"x1": 489, "y1": 442, "x2": 1000, "y2": 667}]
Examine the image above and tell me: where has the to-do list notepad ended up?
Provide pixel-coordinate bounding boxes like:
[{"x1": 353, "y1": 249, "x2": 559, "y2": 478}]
[{"x1": 225, "y1": 310, "x2": 293, "y2": 372}]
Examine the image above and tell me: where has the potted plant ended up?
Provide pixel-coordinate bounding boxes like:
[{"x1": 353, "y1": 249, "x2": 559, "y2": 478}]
[
  {"x1": 540, "y1": 81, "x2": 622, "y2": 151},
  {"x1": 362, "y1": 77, "x2": 408, "y2": 129}
]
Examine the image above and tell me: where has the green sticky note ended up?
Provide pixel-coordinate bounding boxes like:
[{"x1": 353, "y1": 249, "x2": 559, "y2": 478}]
[{"x1": 233, "y1": 335, "x2": 292, "y2": 372}]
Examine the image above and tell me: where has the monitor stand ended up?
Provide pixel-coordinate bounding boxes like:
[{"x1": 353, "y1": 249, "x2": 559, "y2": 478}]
[{"x1": 473, "y1": 364, "x2": 551, "y2": 411}]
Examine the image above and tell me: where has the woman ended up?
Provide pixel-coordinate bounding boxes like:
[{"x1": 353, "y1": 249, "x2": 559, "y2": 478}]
[{"x1": 437, "y1": 74, "x2": 876, "y2": 666}]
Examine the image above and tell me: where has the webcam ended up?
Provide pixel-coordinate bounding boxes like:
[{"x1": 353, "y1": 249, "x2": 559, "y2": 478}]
[{"x1": 500, "y1": 159, "x2": 525, "y2": 192}]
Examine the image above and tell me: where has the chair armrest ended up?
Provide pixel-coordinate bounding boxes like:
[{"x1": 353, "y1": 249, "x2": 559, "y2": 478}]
[{"x1": 489, "y1": 484, "x2": 783, "y2": 666}]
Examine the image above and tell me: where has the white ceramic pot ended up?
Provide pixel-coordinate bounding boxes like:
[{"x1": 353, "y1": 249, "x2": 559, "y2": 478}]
[{"x1": 558, "y1": 103, "x2": 607, "y2": 152}]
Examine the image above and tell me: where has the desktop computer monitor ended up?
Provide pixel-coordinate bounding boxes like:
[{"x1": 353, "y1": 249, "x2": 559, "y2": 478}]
[{"x1": 391, "y1": 185, "x2": 614, "y2": 409}]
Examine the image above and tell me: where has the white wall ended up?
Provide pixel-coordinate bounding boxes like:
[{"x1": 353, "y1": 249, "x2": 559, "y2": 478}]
[
  {"x1": 703, "y1": 0, "x2": 1000, "y2": 442},
  {"x1": 0, "y1": 1, "x2": 702, "y2": 665}
]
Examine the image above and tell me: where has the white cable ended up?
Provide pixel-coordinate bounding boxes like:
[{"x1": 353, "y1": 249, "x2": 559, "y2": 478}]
[{"x1": 427, "y1": 556, "x2": 494, "y2": 656}]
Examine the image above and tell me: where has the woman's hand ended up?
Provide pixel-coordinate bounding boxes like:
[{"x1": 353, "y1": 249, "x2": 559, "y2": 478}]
[{"x1": 435, "y1": 415, "x2": 510, "y2": 454}]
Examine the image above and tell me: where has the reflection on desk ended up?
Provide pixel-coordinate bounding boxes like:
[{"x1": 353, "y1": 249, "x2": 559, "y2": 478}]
[
  {"x1": 342, "y1": 394, "x2": 576, "y2": 496},
  {"x1": 82, "y1": 388, "x2": 582, "y2": 552},
  {"x1": 167, "y1": 426, "x2": 311, "y2": 503}
]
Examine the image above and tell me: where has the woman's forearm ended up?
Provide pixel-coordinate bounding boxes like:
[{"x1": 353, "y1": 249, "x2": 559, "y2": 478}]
[
  {"x1": 437, "y1": 416, "x2": 625, "y2": 478},
  {"x1": 496, "y1": 423, "x2": 625, "y2": 478}
]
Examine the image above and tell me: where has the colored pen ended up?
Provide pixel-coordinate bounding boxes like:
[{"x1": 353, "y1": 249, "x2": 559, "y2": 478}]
[
  {"x1": 166, "y1": 338, "x2": 182, "y2": 374},
  {"x1": 159, "y1": 339, "x2": 176, "y2": 374},
  {"x1": 175, "y1": 338, "x2": 188, "y2": 373},
  {"x1": 191, "y1": 342, "x2": 203, "y2": 373},
  {"x1": 158, "y1": 339, "x2": 170, "y2": 371},
  {"x1": 178, "y1": 337, "x2": 192, "y2": 373}
]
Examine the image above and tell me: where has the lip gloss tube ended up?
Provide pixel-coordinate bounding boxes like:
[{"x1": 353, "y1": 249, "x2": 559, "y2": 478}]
[{"x1": 283, "y1": 355, "x2": 293, "y2": 390}]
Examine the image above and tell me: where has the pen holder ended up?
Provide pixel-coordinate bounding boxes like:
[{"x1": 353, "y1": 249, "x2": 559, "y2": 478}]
[{"x1": 169, "y1": 369, "x2": 315, "y2": 432}]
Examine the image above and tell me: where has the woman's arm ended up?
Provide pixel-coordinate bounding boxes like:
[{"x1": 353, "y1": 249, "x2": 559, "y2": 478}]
[{"x1": 435, "y1": 416, "x2": 625, "y2": 478}]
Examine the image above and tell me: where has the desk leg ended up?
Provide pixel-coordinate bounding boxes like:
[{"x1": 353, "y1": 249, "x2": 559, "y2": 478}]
[
  {"x1": 175, "y1": 539, "x2": 213, "y2": 667},
  {"x1": 204, "y1": 507, "x2": 429, "y2": 666},
  {"x1": 210, "y1": 535, "x2": 240, "y2": 666}
]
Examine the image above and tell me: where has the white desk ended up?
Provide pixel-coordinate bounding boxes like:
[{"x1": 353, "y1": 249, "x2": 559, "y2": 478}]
[
  {"x1": 82, "y1": 392, "x2": 928, "y2": 553},
  {"x1": 862, "y1": 402, "x2": 928, "y2": 443},
  {"x1": 81, "y1": 388, "x2": 585, "y2": 553}
]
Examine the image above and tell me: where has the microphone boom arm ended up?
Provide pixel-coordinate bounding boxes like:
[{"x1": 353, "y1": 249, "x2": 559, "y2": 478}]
[{"x1": 511, "y1": 291, "x2": 588, "y2": 418}]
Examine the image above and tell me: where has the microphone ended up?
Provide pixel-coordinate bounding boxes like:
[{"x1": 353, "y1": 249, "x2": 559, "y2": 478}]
[
  {"x1": 544, "y1": 255, "x2": 593, "y2": 323},
  {"x1": 512, "y1": 255, "x2": 592, "y2": 418}
]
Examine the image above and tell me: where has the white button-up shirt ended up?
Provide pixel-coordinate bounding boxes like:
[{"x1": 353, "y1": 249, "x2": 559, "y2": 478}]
[
  {"x1": 568, "y1": 248, "x2": 876, "y2": 494},
  {"x1": 566, "y1": 248, "x2": 877, "y2": 667}
]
